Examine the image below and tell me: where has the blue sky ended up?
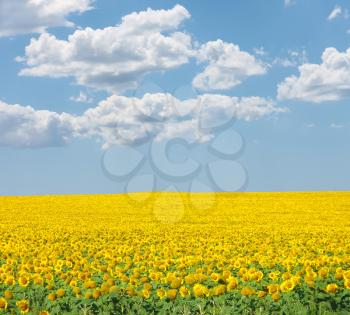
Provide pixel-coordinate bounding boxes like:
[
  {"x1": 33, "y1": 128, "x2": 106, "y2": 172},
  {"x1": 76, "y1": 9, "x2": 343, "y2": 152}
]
[{"x1": 0, "y1": 0, "x2": 350, "y2": 195}]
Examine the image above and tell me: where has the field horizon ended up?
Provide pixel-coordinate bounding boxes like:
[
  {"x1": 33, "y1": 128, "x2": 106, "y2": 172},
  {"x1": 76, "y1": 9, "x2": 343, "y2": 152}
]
[{"x1": 1, "y1": 190, "x2": 350, "y2": 198}]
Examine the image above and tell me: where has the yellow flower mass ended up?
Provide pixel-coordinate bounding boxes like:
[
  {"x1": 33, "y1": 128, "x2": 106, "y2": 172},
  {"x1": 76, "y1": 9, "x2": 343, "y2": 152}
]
[{"x1": 0, "y1": 192, "x2": 350, "y2": 314}]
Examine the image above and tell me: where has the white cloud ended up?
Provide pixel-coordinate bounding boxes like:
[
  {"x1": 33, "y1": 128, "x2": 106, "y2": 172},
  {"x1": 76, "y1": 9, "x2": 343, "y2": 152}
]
[
  {"x1": 4, "y1": 5, "x2": 285, "y2": 149},
  {"x1": 17, "y1": 6, "x2": 270, "y2": 95},
  {"x1": 273, "y1": 49, "x2": 308, "y2": 68},
  {"x1": 17, "y1": 5, "x2": 193, "y2": 94},
  {"x1": 192, "y1": 40, "x2": 267, "y2": 91},
  {"x1": 234, "y1": 97, "x2": 287, "y2": 121},
  {"x1": 0, "y1": 101, "x2": 75, "y2": 148},
  {"x1": 0, "y1": 93, "x2": 285, "y2": 148},
  {"x1": 0, "y1": 0, "x2": 93, "y2": 37},
  {"x1": 118, "y1": 4, "x2": 191, "y2": 32},
  {"x1": 330, "y1": 123, "x2": 344, "y2": 128},
  {"x1": 284, "y1": 0, "x2": 296, "y2": 7},
  {"x1": 75, "y1": 93, "x2": 285, "y2": 148},
  {"x1": 70, "y1": 91, "x2": 93, "y2": 103},
  {"x1": 328, "y1": 5, "x2": 342, "y2": 20},
  {"x1": 277, "y1": 47, "x2": 350, "y2": 103},
  {"x1": 254, "y1": 47, "x2": 267, "y2": 57}
]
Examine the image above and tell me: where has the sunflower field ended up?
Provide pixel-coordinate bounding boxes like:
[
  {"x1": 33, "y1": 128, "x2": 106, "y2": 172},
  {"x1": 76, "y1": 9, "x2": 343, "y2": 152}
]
[{"x1": 0, "y1": 192, "x2": 350, "y2": 314}]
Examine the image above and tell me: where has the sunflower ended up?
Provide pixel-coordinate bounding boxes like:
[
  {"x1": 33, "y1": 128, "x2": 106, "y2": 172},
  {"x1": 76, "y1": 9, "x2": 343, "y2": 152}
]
[
  {"x1": 5, "y1": 275, "x2": 15, "y2": 286},
  {"x1": 156, "y1": 288, "x2": 166, "y2": 299},
  {"x1": 241, "y1": 286, "x2": 255, "y2": 296},
  {"x1": 47, "y1": 293, "x2": 56, "y2": 301},
  {"x1": 326, "y1": 283, "x2": 338, "y2": 294},
  {"x1": 0, "y1": 298, "x2": 8, "y2": 311},
  {"x1": 193, "y1": 284, "x2": 209, "y2": 298},
  {"x1": 251, "y1": 271, "x2": 264, "y2": 282},
  {"x1": 126, "y1": 287, "x2": 136, "y2": 297},
  {"x1": 271, "y1": 292, "x2": 281, "y2": 302},
  {"x1": 4, "y1": 290, "x2": 13, "y2": 299},
  {"x1": 318, "y1": 268, "x2": 329, "y2": 278},
  {"x1": 143, "y1": 283, "x2": 152, "y2": 291},
  {"x1": 185, "y1": 274, "x2": 196, "y2": 285},
  {"x1": 213, "y1": 285, "x2": 226, "y2": 296},
  {"x1": 268, "y1": 272, "x2": 279, "y2": 281},
  {"x1": 16, "y1": 300, "x2": 29, "y2": 314},
  {"x1": 18, "y1": 275, "x2": 30, "y2": 288},
  {"x1": 267, "y1": 284, "x2": 279, "y2": 295},
  {"x1": 226, "y1": 277, "x2": 238, "y2": 291},
  {"x1": 166, "y1": 289, "x2": 177, "y2": 300},
  {"x1": 56, "y1": 289, "x2": 65, "y2": 298},
  {"x1": 344, "y1": 270, "x2": 350, "y2": 280},
  {"x1": 210, "y1": 273, "x2": 220, "y2": 282},
  {"x1": 141, "y1": 289, "x2": 150, "y2": 299},
  {"x1": 84, "y1": 291, "x2": 92, "y2": 299},
  {"x1": 170, "y1": 277, "x2": 182, "y2": 289},
  {"x1": 280, "y1": 279, "x2": 295, "y2": 292},
  {"x1": 344, "y1": 279, "x2": 350, "y2": 289},
  {"x1": 179, "y1": 286, "x2": 190, "y2": 297}
]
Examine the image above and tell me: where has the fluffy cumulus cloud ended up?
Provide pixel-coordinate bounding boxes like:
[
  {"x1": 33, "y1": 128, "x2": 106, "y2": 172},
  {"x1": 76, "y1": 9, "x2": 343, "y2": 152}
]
[
  {"x1": 0, "y1": 94, "x2": 285, "y2": 148},
  {"x1": 0, "y1": 0, "x2": 93, "y2": 37},
  {"x1": 77, "y1": 93, "x2": 286, "y2": 148},
  {"x1": 77, "y1": 93, "x2": 231, "y2": 146},
  {"x1": 0, "y1": 101, "x2": 75, "y2": 148},
  {"x1": 17, "y1": 5, "x2": 270, "y2": 94},
  {"x1": 17, "y1": 5, "x2": 193, "y2": 94},
  {"x1": 3, "y1": 4, "x2": 285, "y2": 149},
  {"x1": 192, "y1": 40, "x2": 267, "y2": 91},
  {"x1": 277, "y1": 47, "x2": 350, "y2": 103}
]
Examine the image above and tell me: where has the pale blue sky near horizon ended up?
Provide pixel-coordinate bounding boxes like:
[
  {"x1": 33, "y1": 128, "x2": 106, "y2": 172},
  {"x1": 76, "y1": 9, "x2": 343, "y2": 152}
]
[{"x1": 0, "y1": 0, "x2": 350, "y2": 195}]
